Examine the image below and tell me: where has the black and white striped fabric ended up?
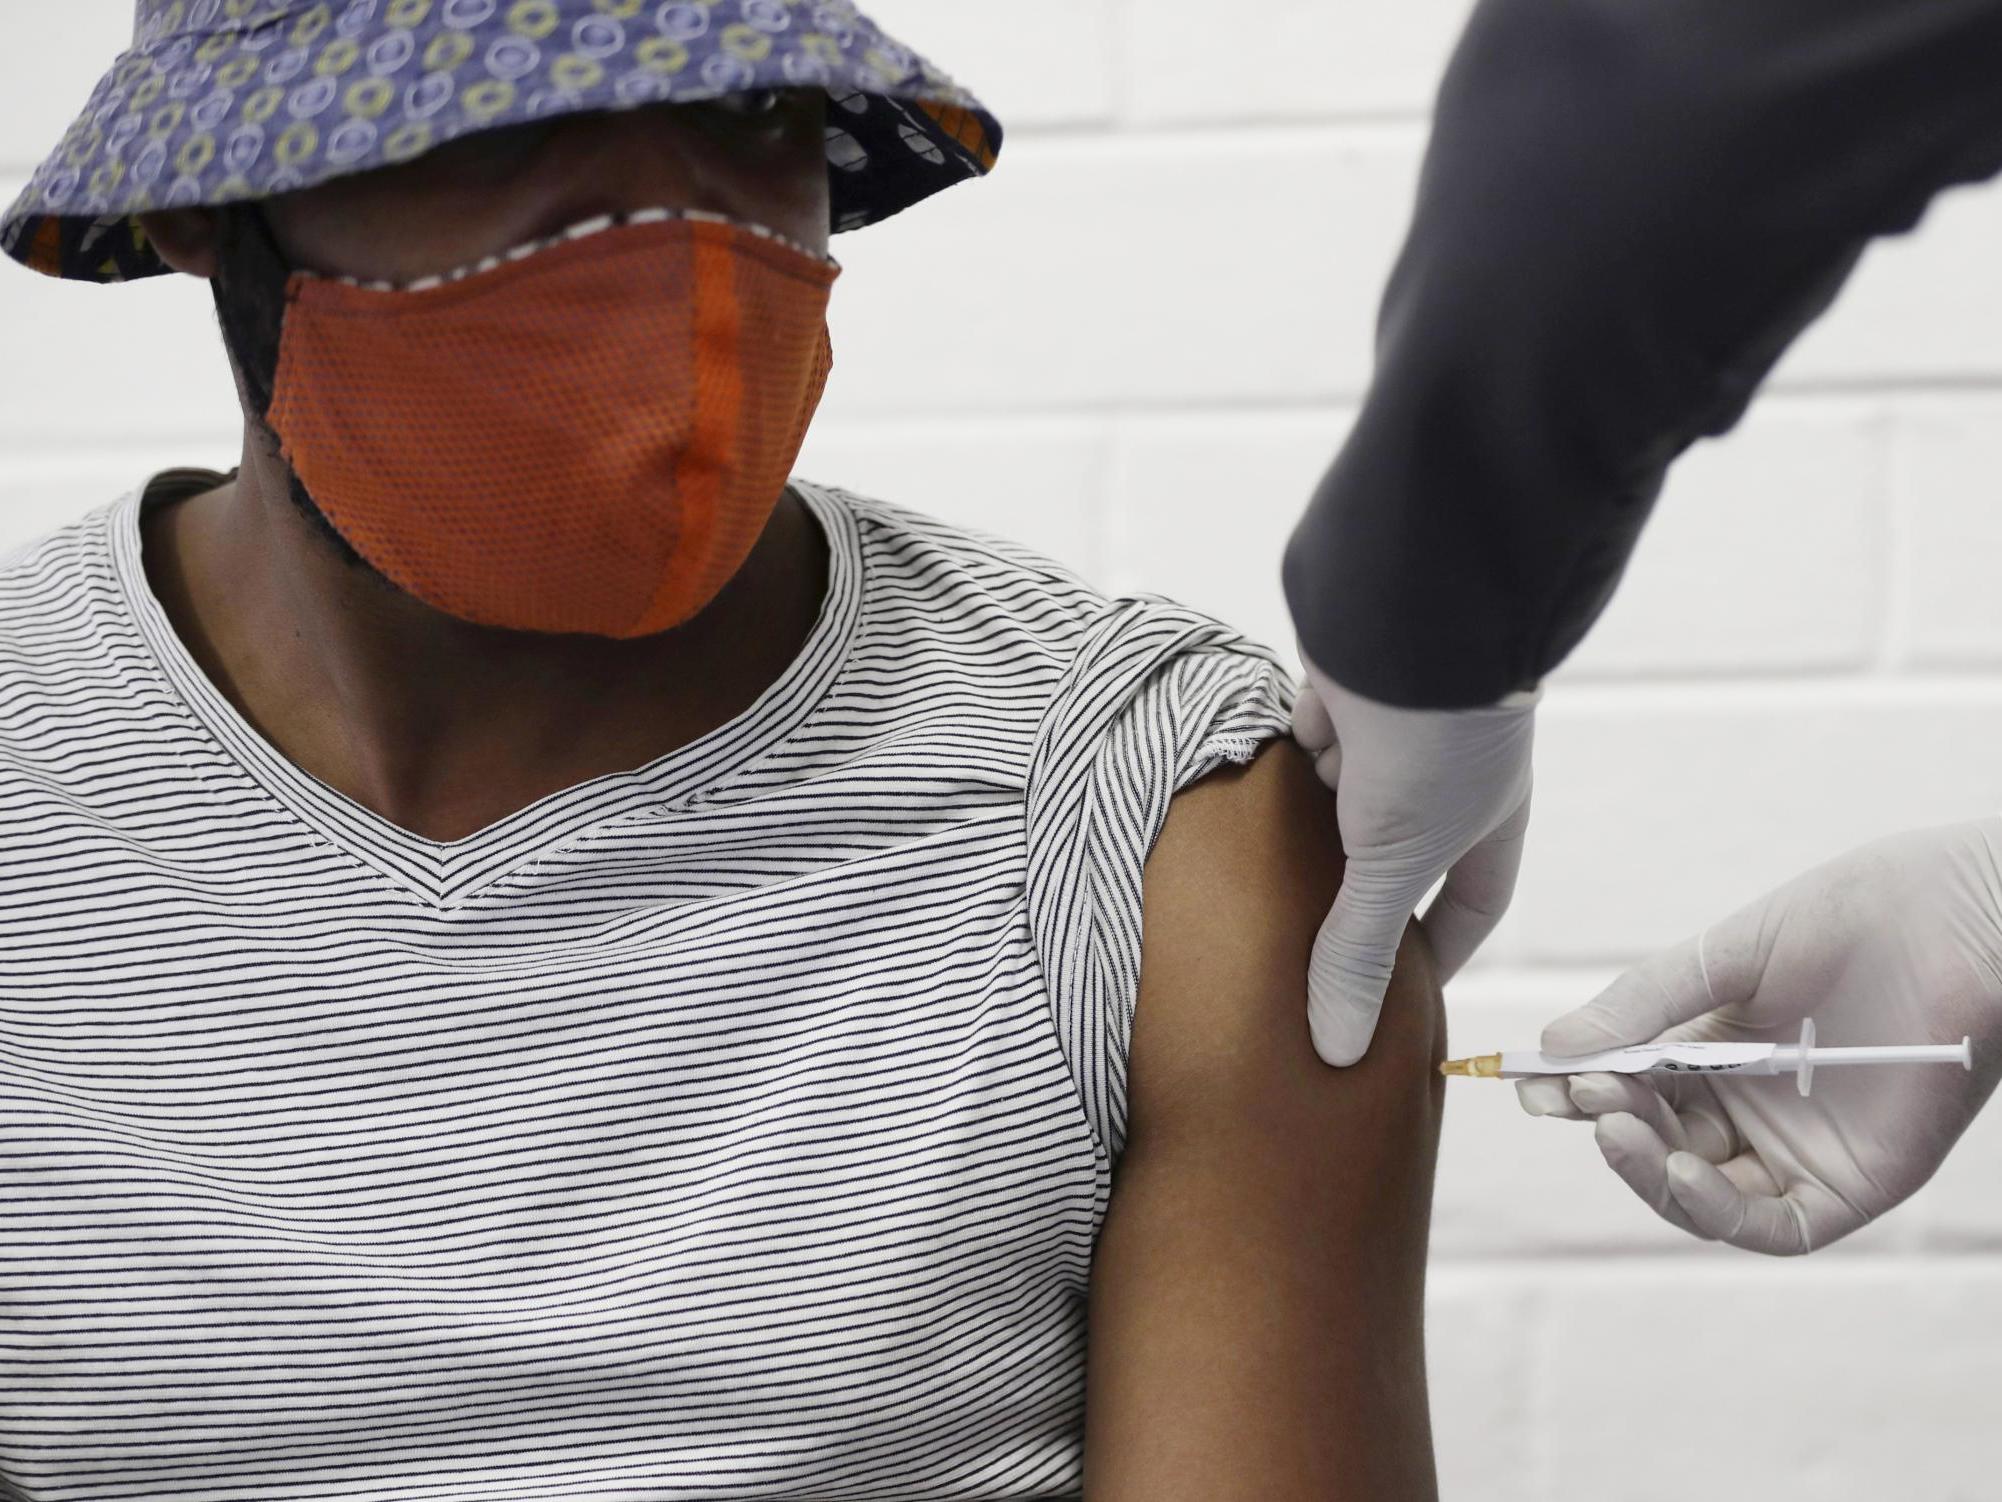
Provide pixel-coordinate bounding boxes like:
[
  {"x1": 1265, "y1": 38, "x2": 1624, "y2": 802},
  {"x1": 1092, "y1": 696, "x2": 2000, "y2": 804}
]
[{"x1": 0, "y1": 471, "x2": 1295, "y2": 1502}]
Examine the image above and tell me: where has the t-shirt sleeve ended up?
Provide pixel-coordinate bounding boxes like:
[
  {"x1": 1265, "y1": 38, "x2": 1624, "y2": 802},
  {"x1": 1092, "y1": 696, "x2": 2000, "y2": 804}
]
[{"x1": 1024, "y1": 596, "x2": 1299, "y2": 1169}]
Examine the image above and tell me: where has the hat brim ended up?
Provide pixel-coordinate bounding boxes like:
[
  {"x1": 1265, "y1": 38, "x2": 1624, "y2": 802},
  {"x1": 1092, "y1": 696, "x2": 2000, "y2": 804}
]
[{"x1": 1, "y1": 0, "x2": 1002, "y2": 283}]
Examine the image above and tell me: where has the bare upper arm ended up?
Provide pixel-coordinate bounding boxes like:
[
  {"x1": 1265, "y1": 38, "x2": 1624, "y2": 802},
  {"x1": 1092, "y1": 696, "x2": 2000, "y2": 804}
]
[{"x1": 1082, "y1": 737, "x2": 1445, "y2": 1502}]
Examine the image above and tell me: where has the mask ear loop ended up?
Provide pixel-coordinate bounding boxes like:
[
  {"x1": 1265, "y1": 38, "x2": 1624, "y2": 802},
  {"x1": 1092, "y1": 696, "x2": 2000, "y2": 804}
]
[
  {"x1": 239, "y1": 198, "x2": 294, "y2": 268},
  {"x1": 208, "y1": 200, "x2": 375, "y2": 573},
  {"x1": 210, "y1": 200, "x2": 296, "y2": 422}
]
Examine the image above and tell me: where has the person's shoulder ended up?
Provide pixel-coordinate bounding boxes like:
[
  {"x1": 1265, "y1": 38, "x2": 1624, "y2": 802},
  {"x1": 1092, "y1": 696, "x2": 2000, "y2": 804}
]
[
  {"x1": 805, "y1": 479, "x2": 1097, "y2": 588},
  {"x1": 799, "y1": 478, "x2": 1297, "y2": 686},
  {"x1": 0, "y1": 491, "x2": 127, "y2": 617},
  {"x1": 1136, "y1": 740, "x2": 1444, "y2": 1108},
  {"x1": 0, "y1": 488, "x2": 145, "y2": 709},
  {"x1": 800, "y1": 477, "x2": 1111, "y2": 628}
]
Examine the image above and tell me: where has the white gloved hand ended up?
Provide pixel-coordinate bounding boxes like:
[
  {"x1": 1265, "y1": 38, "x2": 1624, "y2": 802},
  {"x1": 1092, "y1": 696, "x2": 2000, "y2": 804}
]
[
  {"x1": 1293, "y1": 648, "x2": 1536, "y2": 1067},
  {"x1": 1520, "y1": 818, "x2": 2002, "y2": 1254}
]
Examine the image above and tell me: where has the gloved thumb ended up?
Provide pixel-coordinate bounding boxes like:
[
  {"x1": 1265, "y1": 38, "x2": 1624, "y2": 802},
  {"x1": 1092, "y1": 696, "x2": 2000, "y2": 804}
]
[
  {"x1": 1308, "y1": 858, "x2": 1433, "y2": 1066},
  {"x1": 1541, "y1": 933, "x2": 1720, "y2": 1057},
  {"x1": 1542, "y1": 898, "x2": 1770, "y2": 1056}
]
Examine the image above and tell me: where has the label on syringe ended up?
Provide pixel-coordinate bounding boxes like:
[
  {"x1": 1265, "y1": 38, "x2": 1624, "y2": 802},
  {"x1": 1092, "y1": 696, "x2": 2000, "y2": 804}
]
[
  {"x1": 1512, "y1": 1042, "x2": 1779, "y2": 1077},
  {"x1": 1658, "y1": 1058, "x2": 1767, "y2": 1073}
]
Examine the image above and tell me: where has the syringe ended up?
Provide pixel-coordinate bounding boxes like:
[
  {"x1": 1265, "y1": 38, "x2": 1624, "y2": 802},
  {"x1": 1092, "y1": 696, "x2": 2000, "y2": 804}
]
[{"x1": 1439, "y1": 1019, "x2": 1973, "y2": 1097}]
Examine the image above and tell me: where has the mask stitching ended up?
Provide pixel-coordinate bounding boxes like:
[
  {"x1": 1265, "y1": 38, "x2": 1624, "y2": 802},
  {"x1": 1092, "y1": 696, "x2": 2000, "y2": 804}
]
[{"x1": 311, "y1": 205, "x2": 840, "y2": 293}]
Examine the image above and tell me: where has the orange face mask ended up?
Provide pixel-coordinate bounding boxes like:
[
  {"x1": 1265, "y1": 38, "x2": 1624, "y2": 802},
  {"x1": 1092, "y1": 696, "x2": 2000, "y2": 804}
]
[{"x1": 264, "y1": 209, "x2": 840, "y2": 638}]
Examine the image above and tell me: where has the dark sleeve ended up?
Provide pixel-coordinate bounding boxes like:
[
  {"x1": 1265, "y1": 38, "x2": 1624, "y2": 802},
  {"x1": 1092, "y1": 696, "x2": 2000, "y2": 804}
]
[{"x1": 1283, "y1": 0, "x2": 2002, "y2": 710}]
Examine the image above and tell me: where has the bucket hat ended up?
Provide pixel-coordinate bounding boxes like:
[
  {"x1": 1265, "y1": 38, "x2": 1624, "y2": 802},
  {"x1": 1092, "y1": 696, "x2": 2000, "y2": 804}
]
[{"x1": 1, "y1": 0, "x2": 1002, "y2": 284}]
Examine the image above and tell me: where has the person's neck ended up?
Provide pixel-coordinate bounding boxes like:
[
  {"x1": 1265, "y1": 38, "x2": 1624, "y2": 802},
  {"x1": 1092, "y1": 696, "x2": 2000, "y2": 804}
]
[{"x1": 141, "y1": 439, "x2": 828, "y2": 843}]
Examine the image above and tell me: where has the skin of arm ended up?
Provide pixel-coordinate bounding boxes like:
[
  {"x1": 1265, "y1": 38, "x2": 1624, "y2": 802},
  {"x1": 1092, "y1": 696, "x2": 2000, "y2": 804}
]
[{"x1": 1082, "y1": 738, "x2": 1445, "y2": 1502}]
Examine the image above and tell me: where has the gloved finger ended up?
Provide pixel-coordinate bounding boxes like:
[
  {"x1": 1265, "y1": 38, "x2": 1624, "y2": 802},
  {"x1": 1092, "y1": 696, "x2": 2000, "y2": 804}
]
[
  {"x1": 1419, "y1": 791, "x2": 1532, "y2": 983},
  {"x1": 1664, "y1": 1151, "x2": 1821, "y2": 1255},
  {"x1": 1662, "y1": 1075, "x2": 1741, "y2": 1165},
  {"x1": 1564, "y1": 1072, "x2": 1735, "y2": 1163},
  {"x1": 1517, "y1": 1077, "x2": 1585, "y2": 1119},
  {"x1": 1305, "y1": 863, "x2": 1435, "y2": 1067},
  {"x1": 1569, "y1": 1073, "x2": 1686, "y2": 1141},
  {"x1": 1290, "y1": 677, "x2": 1336, "y2": 754},
  {"x1": 1592, "y1": 1111, "x2": 1712, "y2": 1241},
  {"x1": 1716, "y1": 1150, "x2": 1783, "y2": 1200},
  {"x1": 1566, "y1": 1071, "x2": 1658, "y2": 1119}
]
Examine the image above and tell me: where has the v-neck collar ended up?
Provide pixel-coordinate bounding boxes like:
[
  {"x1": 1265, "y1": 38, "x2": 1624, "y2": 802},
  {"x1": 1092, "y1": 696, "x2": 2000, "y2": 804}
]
[{"x1": 111, "y1": 469, "x2": 863, "y2": 910}]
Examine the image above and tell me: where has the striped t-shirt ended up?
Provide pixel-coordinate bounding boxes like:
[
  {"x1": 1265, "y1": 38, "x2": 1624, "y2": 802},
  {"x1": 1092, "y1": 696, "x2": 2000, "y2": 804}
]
[{"x1": 0, "y1": 469, "x2": 1297, "y2": 1502}]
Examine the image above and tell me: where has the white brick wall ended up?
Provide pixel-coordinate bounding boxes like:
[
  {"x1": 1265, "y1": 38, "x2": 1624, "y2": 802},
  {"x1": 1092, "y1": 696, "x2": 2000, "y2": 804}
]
[{"x1": 8, "y1": 5, "x2": 2002, "y2": 1495}]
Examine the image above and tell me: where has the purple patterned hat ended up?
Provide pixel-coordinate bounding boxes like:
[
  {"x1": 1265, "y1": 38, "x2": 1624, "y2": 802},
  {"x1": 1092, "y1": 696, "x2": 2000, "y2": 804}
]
[{"x1": 1, "y1": 0, "x2": 1002, "y2": 283}]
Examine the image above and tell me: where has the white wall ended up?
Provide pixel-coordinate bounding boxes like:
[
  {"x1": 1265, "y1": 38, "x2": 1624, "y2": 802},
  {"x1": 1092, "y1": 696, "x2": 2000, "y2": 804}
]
[{"x1": 8, "y1": 6, "x2": 2002, "y2": 1498}]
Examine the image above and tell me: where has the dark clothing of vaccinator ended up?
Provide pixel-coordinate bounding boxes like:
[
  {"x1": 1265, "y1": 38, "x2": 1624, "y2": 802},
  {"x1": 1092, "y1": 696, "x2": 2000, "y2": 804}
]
[{"x1": 1286, "y1": 0, "x2": 2002, "y2": 708}]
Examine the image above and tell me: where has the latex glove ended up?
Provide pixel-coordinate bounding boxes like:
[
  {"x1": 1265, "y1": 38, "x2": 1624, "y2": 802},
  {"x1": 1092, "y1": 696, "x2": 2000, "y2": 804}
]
[
  {"x1": 1293, "y1": 647, "x2": 1536, "y2": 1066},
  {"x1": 1520, "y1": 819, "x2": 2002, "y2": 1254}
]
